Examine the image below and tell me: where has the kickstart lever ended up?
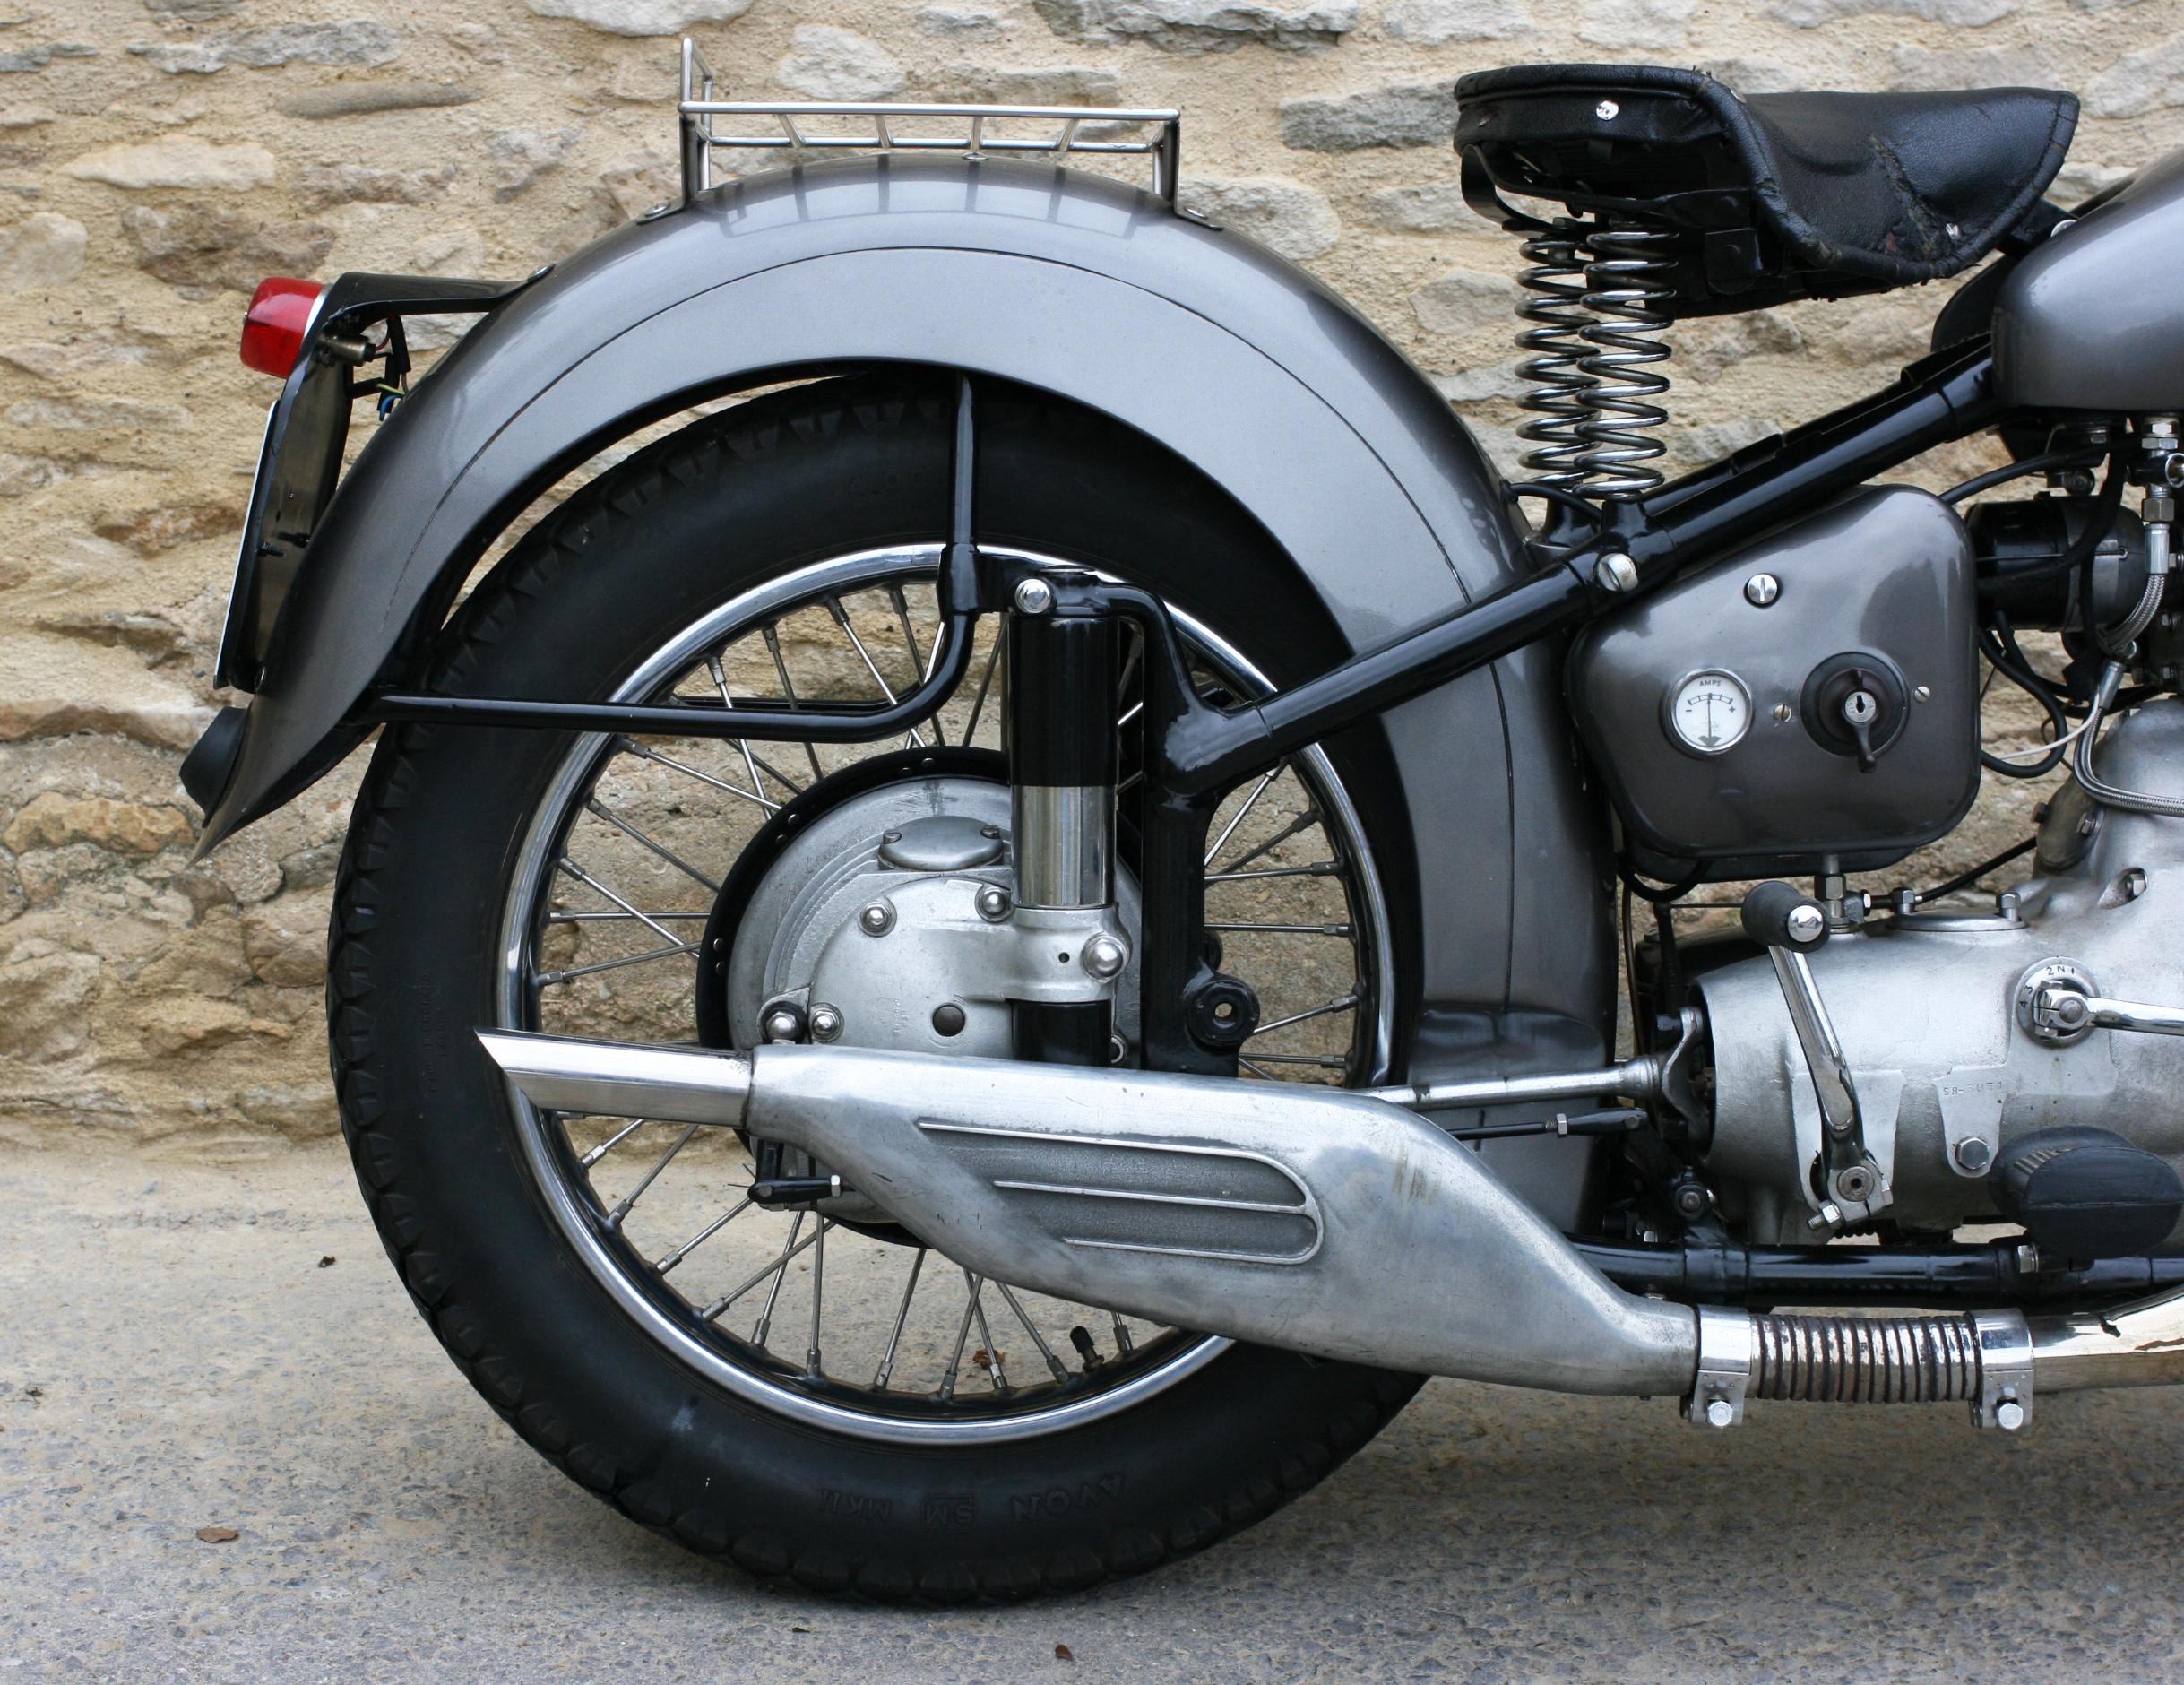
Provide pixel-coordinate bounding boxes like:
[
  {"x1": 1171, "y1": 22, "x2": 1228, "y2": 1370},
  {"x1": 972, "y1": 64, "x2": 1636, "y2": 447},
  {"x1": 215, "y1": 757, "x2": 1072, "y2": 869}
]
[{"x1": 1740, "y1": 881, "x2": 1890, "y2": 1228}]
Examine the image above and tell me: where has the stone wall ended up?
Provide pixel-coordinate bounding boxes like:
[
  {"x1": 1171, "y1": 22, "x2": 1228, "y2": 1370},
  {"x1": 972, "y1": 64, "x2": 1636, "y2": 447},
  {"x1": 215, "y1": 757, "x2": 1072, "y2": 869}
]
[{"x1": 1, "y1": 0, "x2": 2176, "y2": 1147}]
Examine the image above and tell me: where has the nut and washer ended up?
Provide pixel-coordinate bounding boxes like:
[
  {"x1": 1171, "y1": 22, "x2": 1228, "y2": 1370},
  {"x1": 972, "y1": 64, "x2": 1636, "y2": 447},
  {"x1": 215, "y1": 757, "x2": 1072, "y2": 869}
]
[
  {"x1": 762, "y1": 1006, "x2": 805, "y2": 1043},
  {"x1": 1082, "y1": 932, "x2": 1128, "y2": 980},
  {"x1": 1743, "y1": 573, "x2": 1781, "y2": 608},
  {"x1": 974, "y1": 884, "x2": 1013, "y2": 922},
  {"x1": 858, "y1": 899, "x2": 896, "y2": 937},
  {"x1": 807, "y1": 1004, "x2": 844, "y2": 1042},
  {"x1": 1954, "y1": 1136, "x2": 1995, "y2": 1174},
  {"x1": 1593, "y1": 551, "x2": 1639, "y2": 592},
  {"x1": 1013, "y1": 575, "x2": 1056, "y2": 616}
]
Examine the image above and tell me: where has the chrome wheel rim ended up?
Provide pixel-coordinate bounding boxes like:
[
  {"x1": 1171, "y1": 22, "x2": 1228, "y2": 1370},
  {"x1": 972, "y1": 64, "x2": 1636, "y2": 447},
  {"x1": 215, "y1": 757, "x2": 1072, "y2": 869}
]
[{"x1": 495, "y1": 543, "x2": 1394, "y2": 1445}]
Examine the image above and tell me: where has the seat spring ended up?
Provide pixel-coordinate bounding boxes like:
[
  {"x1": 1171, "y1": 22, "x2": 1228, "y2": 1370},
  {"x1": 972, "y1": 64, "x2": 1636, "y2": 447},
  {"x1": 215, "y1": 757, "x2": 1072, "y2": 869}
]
[
  {"x1": 1511, "y1": 217, "x2": 1679, "y2": 502},
  {"x1": 1513, "y1": 217, "x2": 1598, "y2": 493},
  {"x1": 1577, "y1": 225, "x2": 1679, "y2": 499}
]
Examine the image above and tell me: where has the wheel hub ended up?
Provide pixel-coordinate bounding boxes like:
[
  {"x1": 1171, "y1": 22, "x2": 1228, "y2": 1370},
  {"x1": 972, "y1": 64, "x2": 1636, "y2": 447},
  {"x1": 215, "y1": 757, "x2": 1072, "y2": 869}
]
[{"x1": 704, "y1": 758, "x2": 1140, "y2": 1063}]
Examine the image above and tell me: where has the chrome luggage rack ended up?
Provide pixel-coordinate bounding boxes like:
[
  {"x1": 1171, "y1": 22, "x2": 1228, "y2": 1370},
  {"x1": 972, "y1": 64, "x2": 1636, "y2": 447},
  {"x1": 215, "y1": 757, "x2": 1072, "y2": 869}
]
[{"x1": 676, "y1": 38, "x2": 1183, "y2": 208}]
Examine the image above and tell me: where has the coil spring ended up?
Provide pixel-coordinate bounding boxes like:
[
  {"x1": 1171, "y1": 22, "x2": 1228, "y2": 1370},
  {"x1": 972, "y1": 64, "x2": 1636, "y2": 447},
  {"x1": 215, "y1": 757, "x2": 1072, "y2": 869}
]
[
  {"x1": 1513, "y1": 219, "x2": 1597, "y2": 493},
  {"x1": 1514, "y1": 220, "x2": 1679, "y2": 501},
  {"x1": 1749, "y1": 1312, "x2": 1983, "y2": 1404}
]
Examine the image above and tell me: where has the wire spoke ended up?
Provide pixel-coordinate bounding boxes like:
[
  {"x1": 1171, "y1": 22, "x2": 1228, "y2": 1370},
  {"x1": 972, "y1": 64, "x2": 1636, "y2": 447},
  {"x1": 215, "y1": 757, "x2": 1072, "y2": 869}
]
[
  {"x1": 1204, "y1": 769, "x2": 1280, "y2": 868},
  {"x1": 967, "y1": 1267, "x2": 1010, "y2": 1392},
  {"x1": 996, "y1": 1282, "x2": 1072, "y2": 1385},
  {"x1": 752, "y1": 1209, "x2": 807, "y2": 1349},
  {"x1": 654, "y1": 1197, "x2": 753, "y2": 1275},
  {"x1": 872, "y1": 1245, "x2": 928, "y2": 1389},
  {"x1": 804, "y1": 1214, "x2": 828, "y2": 1378},
  {"x1": 1204, "y1": 860, "x2": 1341, "y2": 885},
  {"x1": 548, "y1": 909, "x2": 710, "y2": 924},
  {"x1": 1211, "y1": 804, "x2": 1322, "y2": 877},
  {"x1": 706, "y1": 653, "x2": 770, "y2": 805},
  {"x1": 763, "y1": 623, "x2": 827, "y2": 783},
  {"x1": 534, "y1": 939, "x2": 700, "y2": 987},
  {"x1": 578, "y1": 1116, "x2": 651, "y2": 1169},
  {"x1": 621, "y1": 739, "x2": 780, "y2": 813},
  {"x1": 583, "y1": 797, "x2": 723, "y2": 893},
  {"x1": 962, "y1": 618, "x2": 1006, "y2": 747},
  {"x1": 830, "y1": 595, "x2": 926, "y2": 748},
  {"x1": 1205, "y1": 921, "x2": 1352, "y2": 938},
  {"x1": 557, "y1": 857, "x2": 685, "y2": 946},
  {"x1": 1247, "y1": 990, "x2": 1360, "y2": 1039},
  {"x1": 937, "y1": 1272, "x2": 985, "y2": 1402},
  {"x1": 605, "y1": 1119, "x2": 701, "y2": 1228},
  {"x1": 1239, "y1": 1050, "x2": 1350, "y2": 1067}
]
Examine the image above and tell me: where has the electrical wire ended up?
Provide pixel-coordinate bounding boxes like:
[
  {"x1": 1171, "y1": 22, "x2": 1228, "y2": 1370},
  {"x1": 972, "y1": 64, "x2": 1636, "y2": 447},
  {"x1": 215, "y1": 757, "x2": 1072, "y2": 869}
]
[
  {"x1": 1911, "y1": 835, "x2": 2037, "y2": 904},
  {"x1": 1941, "y1": 445, "x2": 2105, "y2": 506}
]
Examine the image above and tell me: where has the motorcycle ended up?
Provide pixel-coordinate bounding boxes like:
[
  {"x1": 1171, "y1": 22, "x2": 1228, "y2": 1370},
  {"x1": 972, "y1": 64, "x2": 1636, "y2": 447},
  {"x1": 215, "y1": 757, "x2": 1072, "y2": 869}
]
[{"x1": 182, "y1": 42, "x2": 2184, "y2": 1595}]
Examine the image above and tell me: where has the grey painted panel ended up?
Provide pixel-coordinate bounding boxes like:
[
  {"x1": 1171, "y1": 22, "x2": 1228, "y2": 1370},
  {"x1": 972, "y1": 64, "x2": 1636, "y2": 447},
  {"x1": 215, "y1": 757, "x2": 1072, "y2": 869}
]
[
  {"x1": 204, "y1": 157, "x2": 1610, "y2": 1068},
  {"x1": 1995, "y1": 147, "x2": 2184, "y2": 410},
  {"x1": 1567, "y1": 487, "x2": 1981, "y2": 874}
]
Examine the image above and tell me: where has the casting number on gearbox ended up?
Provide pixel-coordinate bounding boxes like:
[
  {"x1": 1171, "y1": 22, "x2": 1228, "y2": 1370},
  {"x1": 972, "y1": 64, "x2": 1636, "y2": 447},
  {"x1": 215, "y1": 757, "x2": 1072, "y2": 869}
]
[{"x1": 1668, "y1": 670, "x2": 1753, "y2": 755}]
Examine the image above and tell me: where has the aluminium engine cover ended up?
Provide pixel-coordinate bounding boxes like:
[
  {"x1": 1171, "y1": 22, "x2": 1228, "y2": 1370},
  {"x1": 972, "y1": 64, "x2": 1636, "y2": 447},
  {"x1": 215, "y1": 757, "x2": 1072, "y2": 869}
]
[{"x1": 1566, "y1": 485, "x2": 1979, "y2": 878}]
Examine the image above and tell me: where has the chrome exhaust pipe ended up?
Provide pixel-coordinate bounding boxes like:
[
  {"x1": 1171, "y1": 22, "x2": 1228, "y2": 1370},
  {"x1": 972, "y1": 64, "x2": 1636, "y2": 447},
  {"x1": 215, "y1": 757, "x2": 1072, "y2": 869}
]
[
  {"x1": 476, "y1": 1030, "x2": 2184, "y2": 1422},
  {"x1": 479, "y1": 1030, "x2": 1696, "y2": 1396}
]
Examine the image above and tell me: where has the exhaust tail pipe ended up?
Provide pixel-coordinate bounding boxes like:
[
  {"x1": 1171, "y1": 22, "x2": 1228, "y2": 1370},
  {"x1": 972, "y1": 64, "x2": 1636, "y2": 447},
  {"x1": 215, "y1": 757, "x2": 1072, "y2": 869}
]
[{"x1": 478, "y1": 1030, "x2": 2184, "y2": 1424}]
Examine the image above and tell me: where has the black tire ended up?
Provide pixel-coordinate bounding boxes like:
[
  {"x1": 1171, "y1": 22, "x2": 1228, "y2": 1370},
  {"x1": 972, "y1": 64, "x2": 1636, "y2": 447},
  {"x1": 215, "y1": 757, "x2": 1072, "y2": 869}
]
[{"x1": 328, "y1": 372, "x2": 1424, "y2": 1600}]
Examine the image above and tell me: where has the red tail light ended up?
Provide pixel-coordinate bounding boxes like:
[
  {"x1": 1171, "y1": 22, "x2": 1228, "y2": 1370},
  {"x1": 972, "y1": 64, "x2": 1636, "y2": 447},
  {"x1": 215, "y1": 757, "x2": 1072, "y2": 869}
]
[{"x1": 239, "y1": 276, "x2": 324, "y2": 378}]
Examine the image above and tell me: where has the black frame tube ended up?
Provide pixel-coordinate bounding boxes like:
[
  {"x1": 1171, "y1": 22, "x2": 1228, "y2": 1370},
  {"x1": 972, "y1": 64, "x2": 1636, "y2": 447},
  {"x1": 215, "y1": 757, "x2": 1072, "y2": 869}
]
[{"x1": 1582, "y1": 1235, "x2": 2184, "y2": 1310}]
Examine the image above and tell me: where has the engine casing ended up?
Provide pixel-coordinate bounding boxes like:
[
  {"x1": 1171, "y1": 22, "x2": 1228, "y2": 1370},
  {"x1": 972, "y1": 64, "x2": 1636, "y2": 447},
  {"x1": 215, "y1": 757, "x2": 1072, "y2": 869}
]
[{"x1": 1699, "y1": 698, "x2": 2184, "y2": 1243}]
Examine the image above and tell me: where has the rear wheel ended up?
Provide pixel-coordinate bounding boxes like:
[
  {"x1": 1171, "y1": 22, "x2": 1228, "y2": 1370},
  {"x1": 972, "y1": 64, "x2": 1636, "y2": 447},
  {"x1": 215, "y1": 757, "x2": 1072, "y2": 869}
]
[{"x1": 329, "y1": 373, "x2": 1423, "y2": 1596}]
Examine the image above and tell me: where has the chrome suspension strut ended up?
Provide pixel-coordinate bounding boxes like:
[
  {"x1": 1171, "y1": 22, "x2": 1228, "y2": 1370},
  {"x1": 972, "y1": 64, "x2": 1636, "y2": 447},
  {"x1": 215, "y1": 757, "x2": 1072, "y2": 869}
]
[{"x1": 1512, "y1": 218, "x2": 1680, "y2": 502}]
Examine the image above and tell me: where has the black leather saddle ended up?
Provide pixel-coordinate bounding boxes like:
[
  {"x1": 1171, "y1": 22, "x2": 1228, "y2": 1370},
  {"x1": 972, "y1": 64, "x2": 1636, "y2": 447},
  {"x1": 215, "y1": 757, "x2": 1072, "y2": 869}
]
[{"x1": 1455, "y1": 64, "x2": 2077, "y2": 316}]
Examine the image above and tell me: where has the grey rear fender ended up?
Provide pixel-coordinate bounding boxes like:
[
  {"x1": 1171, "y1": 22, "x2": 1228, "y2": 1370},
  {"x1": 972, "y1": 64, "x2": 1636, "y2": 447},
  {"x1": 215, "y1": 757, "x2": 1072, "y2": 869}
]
[{"x1": 203, "y1": 155, "x2": 1611, "y2": 1099}]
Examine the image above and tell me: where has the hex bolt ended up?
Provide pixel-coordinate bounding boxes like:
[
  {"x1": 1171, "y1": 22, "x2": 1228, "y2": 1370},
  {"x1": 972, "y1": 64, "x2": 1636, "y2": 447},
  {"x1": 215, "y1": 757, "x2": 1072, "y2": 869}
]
[
  {"x1": 808, "y1": 1004, "x2": 844, "y2": 1043},
  {"x1": 859, "y1": 899, "x2": 895, "y2": 937},
  {"x1": 1995, "y1": 1396, "x2": 2026, "y2": 1431},
  {"x1": 1704, "y1": 1398, "x2": 1736, "y2": 1430},
  {"x1": 1743, "y1": 573, "x2": 1781, "y2": 608},
  {"x1": 1954, "y1": 1136, "x2": 1995, "y2": 1174},
  {"x1": 974, "y1": 884, "x2": 1012, "y2": 922},
  {"x1": 763, "y1": 1004, "x2": 806, "y2": 1043},
  {"x1": 1996, "y1": 890, "x2": 2022, "y2": 920},
  {"x1": 1081, "y1": 932, "x2": 1128, "y2": 981},
  {"x1": 1013, "y1": 575, "x2": 1056, "y2": 616}
]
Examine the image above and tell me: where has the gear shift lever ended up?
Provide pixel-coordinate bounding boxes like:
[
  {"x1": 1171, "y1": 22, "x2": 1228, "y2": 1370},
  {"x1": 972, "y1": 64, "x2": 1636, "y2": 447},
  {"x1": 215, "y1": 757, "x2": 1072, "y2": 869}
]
[{"x1": 1740, "y1": 881, "x2": 1890, "y2": 1226}]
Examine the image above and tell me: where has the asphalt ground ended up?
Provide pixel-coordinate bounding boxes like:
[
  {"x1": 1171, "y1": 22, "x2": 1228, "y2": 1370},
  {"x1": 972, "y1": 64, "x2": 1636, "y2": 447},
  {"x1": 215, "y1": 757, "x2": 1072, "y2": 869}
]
[{"x1": 6, "y1": 1144, "x2": 2184, "y2": 1681}]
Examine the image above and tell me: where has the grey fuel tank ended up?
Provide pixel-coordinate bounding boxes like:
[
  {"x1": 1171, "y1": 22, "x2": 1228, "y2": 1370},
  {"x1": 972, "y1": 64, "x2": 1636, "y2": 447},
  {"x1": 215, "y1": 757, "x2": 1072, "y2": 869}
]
[{"x1": 1994, "y1": 148, "x2": 2184, "y2": 410}]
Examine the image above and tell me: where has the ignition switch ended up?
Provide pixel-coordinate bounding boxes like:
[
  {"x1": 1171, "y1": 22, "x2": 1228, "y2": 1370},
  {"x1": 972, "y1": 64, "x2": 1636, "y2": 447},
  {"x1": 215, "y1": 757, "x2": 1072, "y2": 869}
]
[{"x1": 1800, "y1": 652, "x2": 1909, "y2": 773}]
